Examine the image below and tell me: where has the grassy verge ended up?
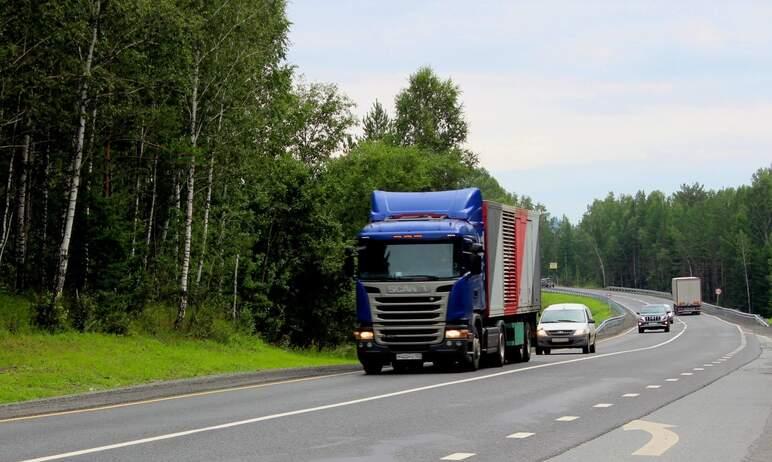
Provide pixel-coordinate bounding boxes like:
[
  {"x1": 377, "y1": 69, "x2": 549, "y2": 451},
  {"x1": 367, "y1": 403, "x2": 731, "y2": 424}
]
[
  {"x1": 0, "y1": 291, "x2": 355, "y2": 404},
  {"x1": 542, "y1": 292, "x2": 614, "y2": 323}
]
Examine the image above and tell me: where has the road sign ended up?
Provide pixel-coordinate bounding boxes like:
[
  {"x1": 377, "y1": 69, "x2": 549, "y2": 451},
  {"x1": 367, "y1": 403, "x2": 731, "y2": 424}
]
[
  {"x1": 549, "y1": 262, "x2": 558, "y2": 270},
  {"x1": 715, "y1": 288, "x2": 722, "y2": 295}
]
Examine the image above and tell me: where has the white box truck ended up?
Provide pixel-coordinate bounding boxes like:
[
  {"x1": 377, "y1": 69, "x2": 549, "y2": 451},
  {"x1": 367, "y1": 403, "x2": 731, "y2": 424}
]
[{"x1": 672, "y1": 277, "x2": 701, "y2": 315}]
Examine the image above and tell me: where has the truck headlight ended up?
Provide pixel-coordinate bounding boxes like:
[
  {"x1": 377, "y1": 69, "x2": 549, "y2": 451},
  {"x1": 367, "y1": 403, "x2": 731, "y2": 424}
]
[
  {"x1": 354, "y1": 330, "x2": 374, "y2": 340},
  {"x1": 445, "y1": 328, "x2": 471, "y2": 339}
]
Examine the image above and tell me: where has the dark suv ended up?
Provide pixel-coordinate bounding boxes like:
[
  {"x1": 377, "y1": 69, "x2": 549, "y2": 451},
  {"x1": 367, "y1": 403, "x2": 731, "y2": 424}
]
[{"x1": 638, "y1": 304, "x2": 670, "y2": 333}]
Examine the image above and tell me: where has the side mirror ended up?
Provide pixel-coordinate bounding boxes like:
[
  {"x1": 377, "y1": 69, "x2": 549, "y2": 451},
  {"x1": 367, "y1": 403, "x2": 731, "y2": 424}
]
[
  {"x1": 635, "y1": 312, "x2": 640, "y2": 315},
  {"x1": 343, "y1": 247, "x2": 356, "y2": 279},
  {"x1": 589, "y1": 319, "x2": 596, "y2": 324}
]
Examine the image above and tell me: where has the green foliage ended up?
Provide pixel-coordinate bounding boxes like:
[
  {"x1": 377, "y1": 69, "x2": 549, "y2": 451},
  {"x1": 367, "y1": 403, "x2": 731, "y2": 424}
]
[
  {"x1": 541, "y1": 292, "x2": 613, "y2": 323},
  {"x1": 393, "y1": 66, "x2": 468, "y2": 151},
  {"x1": 361, "y1": 99, "x2": 392, "y2": 142},
  {"x1": 542, "y1": 166, "x2": 772, "y2": 317}
]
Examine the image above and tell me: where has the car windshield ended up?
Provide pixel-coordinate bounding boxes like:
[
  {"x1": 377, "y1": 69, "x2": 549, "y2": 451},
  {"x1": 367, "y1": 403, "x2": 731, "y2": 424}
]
[
  {"x1": 641, "y1": 305, "x2": 666, "y2": 314},
  {"x1": 540, "y1": 309, "x2": 586, "y2": 323},
  {"x1": 357, "y1": 241, "x2": 462, "y2": 281}
]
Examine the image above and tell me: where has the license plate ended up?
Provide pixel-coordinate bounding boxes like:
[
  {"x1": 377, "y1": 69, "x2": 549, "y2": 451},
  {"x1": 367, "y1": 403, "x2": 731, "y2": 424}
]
[
  {"x1": 551, "y1": 338, "x2": 570, "y2": 343},
  {"x1": 396, "y1": 353, "x2": 422, "y2": 361}
]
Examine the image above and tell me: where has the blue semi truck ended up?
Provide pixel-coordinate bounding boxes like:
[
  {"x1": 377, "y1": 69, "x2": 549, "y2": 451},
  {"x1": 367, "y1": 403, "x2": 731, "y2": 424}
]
[{"x1": 353, "y1": 188, "x2": 542, "y2": 374}]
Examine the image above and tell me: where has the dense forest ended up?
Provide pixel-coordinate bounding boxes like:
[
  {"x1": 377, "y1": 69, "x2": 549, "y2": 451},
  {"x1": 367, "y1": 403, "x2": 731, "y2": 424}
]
[
  {"x1": 540, "y1": 170, "x2": 771, "y2": 317},
  {"x1": 1, "y1": 1, "x2": 768, "y2": 350},
  {"x1": 0, "y1": 0, "x2": 531, "y2": 346}
]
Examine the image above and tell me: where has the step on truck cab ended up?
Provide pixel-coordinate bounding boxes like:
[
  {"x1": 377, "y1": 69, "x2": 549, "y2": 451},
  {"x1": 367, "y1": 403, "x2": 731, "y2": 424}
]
[
  {"x1": 672, "y1": 277, "x2": 702, "y2": 315},
  {"x1": 353, "y1": 188, "x2": 541, "y2": 374}
]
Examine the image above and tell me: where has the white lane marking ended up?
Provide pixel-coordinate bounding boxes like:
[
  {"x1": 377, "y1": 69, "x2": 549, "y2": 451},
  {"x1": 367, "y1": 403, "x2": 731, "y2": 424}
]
[
  {"x1": 556, "y1": 416, "x2": 580, "y2": 422},
  {"x1": 703, "y1": 364, "x2": 713, "y2": 367},
  {"x1": 622, "y1": 393, "x2": 640, "y2": 397},
  {"x1": 646, "y1": 385, "x2": 661, "y2": 389},
  {"x1": 623, "y1": 419, "x2": 679, "y2": 456},
  {"x1": 665, "y1": 378, "x2": 679, "y2": 382},
  {"x1": 712, "y1": 361, "x2": 722, "y2": 364},
  {"x1": 693, "y1": 368, "x2": 704, "y2": 371},
  {"x1": 441, "y1": 453, "x2": 476, "y2": 461},
  {"x1": 507, "y1": 432, "x2": 535, "y2": 439},
  {"x1": 593, "y1": 403, "x2": 614, "y2": 408},
  {"x1": 680, "y1": 372, "x2": 693, "y2": 376},
  {"x1": 0, "y1": 371, "x2": 361, "y2": 424},
  {"x1": 14, "y1": 308, "x2": 692, "y2": 462}
]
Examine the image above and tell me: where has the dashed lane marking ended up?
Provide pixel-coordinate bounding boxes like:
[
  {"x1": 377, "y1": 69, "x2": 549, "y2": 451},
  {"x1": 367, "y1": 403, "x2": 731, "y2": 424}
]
[
  {"x1": 622, "y1": 393, "x2": 640, "y2": 397},
  {"x1": 593, "y1": 403, "x2": 614, "y2": 408},
  {"x1": 646, "y1": 385, "x2": 661, "y2": 389},
  {"x1": 693, "y1": 368, "x2": 704, "y2": 371},
  {"x1": 665, "y1": 378, "x2": 678, "y2": 382},
  {"x1": 507, "y1": 432, "x2": 535, "y2": 439},
  {"x1": 680, "y1": 372, "x2": 693, "y2": 376},
  {"x1": 441, "y1": 453, "x2": 476, "y2": 461},
  {"x1": 556, "y1": 416, "x2": 580, "y2": 422}
]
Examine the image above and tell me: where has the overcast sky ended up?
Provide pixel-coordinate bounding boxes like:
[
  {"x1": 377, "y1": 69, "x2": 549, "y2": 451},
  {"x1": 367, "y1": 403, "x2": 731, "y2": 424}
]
[{"x1": 286, "y1": 1, "x2": 772, "y2": 222}]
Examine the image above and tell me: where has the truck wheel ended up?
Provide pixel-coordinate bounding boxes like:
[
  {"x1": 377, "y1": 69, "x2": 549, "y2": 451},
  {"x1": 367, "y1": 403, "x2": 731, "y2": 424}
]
[
  {"x1": 490, "y1": 322, "x2": 506, "y2": 367},
  {"x1": 463, "y1": 326, "x2": 481, "y2": 371},
  {"x1": 362, "y1": 360, "x2": 383, "y2": 375},
  {"x1": 520, "y1": 324, "x2": 531, "y2": 363}
]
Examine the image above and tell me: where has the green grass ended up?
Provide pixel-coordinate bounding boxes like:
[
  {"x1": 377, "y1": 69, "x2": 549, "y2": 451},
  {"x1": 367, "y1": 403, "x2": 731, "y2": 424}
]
[
  {"x1": 0, "y1": 332, "x2": 356, "y2": 404},
  {"x1": 0, "y1": 291, "x2": 34, "y2": 334},
  {"x1": 541, "y1": 292, "x2": 614, "y2": 323}
]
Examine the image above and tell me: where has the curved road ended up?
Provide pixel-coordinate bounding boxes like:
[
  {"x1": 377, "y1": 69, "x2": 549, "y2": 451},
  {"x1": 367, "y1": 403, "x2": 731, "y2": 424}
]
[{"x1": 1, "y1": 293, "x2": 770, "y2": 462}]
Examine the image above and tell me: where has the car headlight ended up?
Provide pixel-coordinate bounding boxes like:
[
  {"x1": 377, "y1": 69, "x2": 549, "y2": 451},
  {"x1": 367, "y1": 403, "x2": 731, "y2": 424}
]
[
  {"x1": 575, "y1": 328, "x2": 588, "y2": 335},
  {"x1": 536, "y1": 327, "x2": 547, "y2": 336}
]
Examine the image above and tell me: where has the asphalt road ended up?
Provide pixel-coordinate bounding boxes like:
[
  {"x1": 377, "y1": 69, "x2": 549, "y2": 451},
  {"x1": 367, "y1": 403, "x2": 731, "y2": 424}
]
[{"x1": 1, "y1": 292, "x2": 770, "y2": 462}]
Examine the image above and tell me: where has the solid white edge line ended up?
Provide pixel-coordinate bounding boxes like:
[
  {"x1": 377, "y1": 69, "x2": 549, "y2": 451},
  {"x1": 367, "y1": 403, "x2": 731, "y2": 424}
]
[{"x1": 15, "y1": 303, "x2": 692, "y2": 462}]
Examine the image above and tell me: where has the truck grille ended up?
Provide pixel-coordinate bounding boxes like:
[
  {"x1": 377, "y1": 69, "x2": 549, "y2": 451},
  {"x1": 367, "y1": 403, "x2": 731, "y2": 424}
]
[{"x1": 364, "y1": 284, "x2": 449, "y2": 345}]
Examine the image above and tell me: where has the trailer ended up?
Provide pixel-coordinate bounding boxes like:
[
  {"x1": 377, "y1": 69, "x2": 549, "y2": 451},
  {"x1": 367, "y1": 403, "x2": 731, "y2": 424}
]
[
  {"x1": 353, "y1": 188, "x2": 541, "y2": 374},
  {"x1": 672, "y1": 277, "x2": 702, "y2": 315}
]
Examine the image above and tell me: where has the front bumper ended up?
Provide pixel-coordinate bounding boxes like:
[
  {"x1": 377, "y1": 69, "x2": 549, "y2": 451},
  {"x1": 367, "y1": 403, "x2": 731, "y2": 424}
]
[
  {"x1": 536, "y1": 334, "x2": 588, "y2": 348},
  {"x1": 356, "y1": 339, "x2": 471, "y2": 365},
  {"x1": 639, "y1": 321, "x2": 668, "y2": 329}
]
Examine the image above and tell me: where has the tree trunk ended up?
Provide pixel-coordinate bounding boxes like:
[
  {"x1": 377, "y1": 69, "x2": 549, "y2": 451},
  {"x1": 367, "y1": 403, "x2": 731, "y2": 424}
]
[
  {"x1": 143, "y1": 153, "x2": 158, "y2": 270},
  {"x1": 52, "y1": 0, "x2": 100, "y2": 304},
  {"x1": 82, "y1": 105, "x2": 97, "y2": 289},
  {"x1": 591, "y1": 241, "x2": 606, "y2": 288},
  {"x1": 0, "y1": 150, "x2": 14, "y2": 267},
  {"x1": 232, "y1": 253, "x2": 239, "y2": 321},
  {"x1": 40, "y1": 147, "x2": 50, "y2": 286},
  {"x1": 130, "y1": 127, "x2": 146, "y2": 258},
  {"x1": 738, "y1": 234, "x2": 752, "y2": 313},
  {"x1": 15, "y1": 129, "x2": 31, "y2": 290},
  {"x1": 195, "y1": 153, "x2": 214, "y2": 286},
  {"x1": 176, "y1": 58, "x2": 200, "y2": 328}
]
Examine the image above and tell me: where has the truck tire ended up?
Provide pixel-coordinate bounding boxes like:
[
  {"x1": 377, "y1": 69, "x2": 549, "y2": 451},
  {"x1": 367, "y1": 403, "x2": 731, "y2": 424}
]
[
  {"x1": 520, "y1": 324, "x2": 531, "y2": 362},
  {"x1": 490, "y1": 322, "x2": 506, "y2": 367},
  {"x1": 362, "y1": 360, "x2": 383, "y2": 375},
  {"x1": 463, "y1": 325, "x2": 481, "y2": 371}
]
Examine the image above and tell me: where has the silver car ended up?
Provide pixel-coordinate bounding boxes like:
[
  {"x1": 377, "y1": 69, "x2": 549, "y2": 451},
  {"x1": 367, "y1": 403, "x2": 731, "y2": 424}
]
[{"x1": 535, "y1": 303, "x2": 597, "y2": 355}]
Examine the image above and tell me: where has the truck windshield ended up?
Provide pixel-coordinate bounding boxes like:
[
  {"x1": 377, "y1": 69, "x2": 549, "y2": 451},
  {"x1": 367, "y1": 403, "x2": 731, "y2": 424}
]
[{"x1": 358, "y1": 241, "x2": 461, "y2": 281}]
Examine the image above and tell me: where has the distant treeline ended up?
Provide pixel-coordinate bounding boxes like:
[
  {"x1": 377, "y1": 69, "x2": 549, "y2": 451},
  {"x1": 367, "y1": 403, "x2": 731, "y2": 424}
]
[
  {"x1": 540, "y1": 171, "x2": 771, "y2": 317},
  {"x1": 0, "y1": 0, "x2": 532, "y2": 346}
]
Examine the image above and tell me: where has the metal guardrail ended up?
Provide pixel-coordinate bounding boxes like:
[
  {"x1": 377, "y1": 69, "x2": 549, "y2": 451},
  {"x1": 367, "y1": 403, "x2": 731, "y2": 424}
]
[
  {"x1": 543, "y1": 287, "x2": 629, "y2": 334},
  {"x1": 605, "y1": 286, "x2": 769, "y2": 328}
]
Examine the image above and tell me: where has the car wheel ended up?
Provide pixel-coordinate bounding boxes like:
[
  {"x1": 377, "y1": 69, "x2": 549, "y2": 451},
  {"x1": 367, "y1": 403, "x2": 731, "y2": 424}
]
[
  {"x1": 665, "y1": 324, "x2": 670, "y2": 333},
  {"x1": 535, "y1": 346, "x2": 543, "y2": 355},
  {"x1": 590, "y1": 341, "x2": 596, "y2": 353},
  {"x1": 638, "y1": 327, "x2": 644, "y2": 334},
  {"x1": 544, "y1": 348, "x2": 551, "y2": 355}
]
